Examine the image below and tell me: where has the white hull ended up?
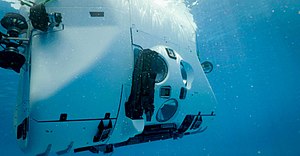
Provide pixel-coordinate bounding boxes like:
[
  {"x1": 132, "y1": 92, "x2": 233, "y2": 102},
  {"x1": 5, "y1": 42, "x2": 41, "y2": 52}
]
[{"x1": 0, "y1": 0, "x2": 217, "y2": 155}]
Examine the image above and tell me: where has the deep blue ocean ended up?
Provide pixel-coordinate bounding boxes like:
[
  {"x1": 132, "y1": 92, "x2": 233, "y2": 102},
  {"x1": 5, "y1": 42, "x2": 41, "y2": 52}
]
[{"x1": 1, "y1": 0, "x2": 300, "y2": 155}]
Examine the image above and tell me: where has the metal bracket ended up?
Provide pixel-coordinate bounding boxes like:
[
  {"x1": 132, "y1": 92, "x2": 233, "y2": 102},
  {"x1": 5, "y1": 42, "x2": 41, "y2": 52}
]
[{"x1": 93, "y1": 113, "x2": 113, "y2": 142}]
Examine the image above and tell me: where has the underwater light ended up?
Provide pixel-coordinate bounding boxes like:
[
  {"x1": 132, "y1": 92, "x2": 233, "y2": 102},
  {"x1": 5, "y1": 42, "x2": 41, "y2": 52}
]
[{"x1": 201, "y1": 61, "x2": 214, "y2": 74}]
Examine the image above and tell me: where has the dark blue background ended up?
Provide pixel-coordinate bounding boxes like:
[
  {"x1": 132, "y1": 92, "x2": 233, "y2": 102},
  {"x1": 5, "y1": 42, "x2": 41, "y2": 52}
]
[{"x1": 1, "y1": 0, "x2": 300, "y2": 155}]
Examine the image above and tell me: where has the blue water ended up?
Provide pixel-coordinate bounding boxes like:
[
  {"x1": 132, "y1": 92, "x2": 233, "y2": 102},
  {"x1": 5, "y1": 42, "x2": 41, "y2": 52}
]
[{"x1": 1, "y1": 0, "x2": 300, "y2": 155}]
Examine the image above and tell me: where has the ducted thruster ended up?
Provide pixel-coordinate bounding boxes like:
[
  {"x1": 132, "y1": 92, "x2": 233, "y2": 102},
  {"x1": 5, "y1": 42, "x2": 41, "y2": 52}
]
[
  {"x1": 0, "y1": 13, "x2": 28, "y2": 73},
  {"x1": 0, "y1": 13, "x2": 28, "y2": 37}
]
